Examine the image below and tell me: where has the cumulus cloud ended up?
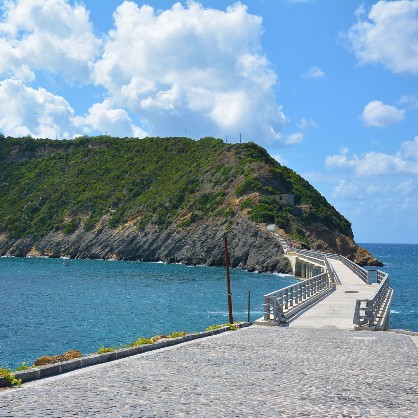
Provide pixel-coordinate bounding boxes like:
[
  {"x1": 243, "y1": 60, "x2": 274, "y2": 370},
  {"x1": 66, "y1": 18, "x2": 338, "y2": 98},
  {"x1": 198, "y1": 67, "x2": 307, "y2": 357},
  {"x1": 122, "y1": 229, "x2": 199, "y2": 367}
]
[
  {"x1": 362, "y1": 100, "x2": 405, "y2": 127},
  {"x1": 0, "y1": 79, "x2": 76, "y2": 138},
  {"x1": 73, "y1": 100, "x2": 146, "y2": 138},
  {"x1": 346, "y1": 1, "x2": 418, "y2": 74},
  {"x1": 325, "y1": 137, "x2": 418, "y2": 176},
  {"x1": 302, "y1": 66, "x2": 325, "y2": 79},
  {"x1": 0, "y1": 79, "x2": 143, "y2": 139},
  {"x1": 0, "y1": 0, "x2": 100, "y2": 82},
  {"x1": 93, "y1": 1, "x2": 286, "y2": 141}
]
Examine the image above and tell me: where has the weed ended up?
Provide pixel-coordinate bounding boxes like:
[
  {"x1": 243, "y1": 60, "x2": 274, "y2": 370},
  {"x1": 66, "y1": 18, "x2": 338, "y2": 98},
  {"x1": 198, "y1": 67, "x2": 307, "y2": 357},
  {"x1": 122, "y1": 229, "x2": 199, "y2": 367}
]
[
  {"x1": 0, "y1": 368, "x2": 22, "y2": 387},
  {"x1": 168, "y1": 331, "x2": 186, "y2": 338},
  {"x1": 14, "y1": 362, "x2": 29, "y2": 371},
  {"x1": 129, "y1": 337, "x2": 153, "y2": 347},
  {"x1": 97, "y1": 347, "x2": 115, "y2": 354}
]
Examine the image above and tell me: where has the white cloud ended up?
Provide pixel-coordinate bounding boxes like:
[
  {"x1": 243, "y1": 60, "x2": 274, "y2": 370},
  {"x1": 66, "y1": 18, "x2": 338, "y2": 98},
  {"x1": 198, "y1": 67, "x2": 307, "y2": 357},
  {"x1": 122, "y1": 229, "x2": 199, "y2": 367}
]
[
  {"x1": 346, "y1": 1, "x2": 418, "y2": 74},
  {"x1": 398, "y1": 94, "x2": 418, "y2": 109},
  {"x1": 302, "y1": 66, "x2": 325, "y2": 79},
  {"x1": 0, "y1": 79, "x2": 76, "y2": 138},
  {"x1": 333, "y1": 179, "x2": 360, "y2": 198},
  {"x1": 0, "y1": 0, "x2": 100, "y2": 82},
  {"x1": 93, "y1": 1, "x2": 286, "y2": 141},
  {"x1": 73, "y1": 100, "x2": 146, "y2": 138},
  {"x1": 325, "y1": 137, "x2": 418, "y2": 176},
  {"x1": 0, "y1": 79, "x2": 143, "y2": 139},
  {"x1": 272, "y1": 154, "x2": 288, "y2": 165},
  {"x1": 362, "y1": 100, "x2": 405, "y2": 127},
  {"x1": 284, "y1": 132, "x2": 304, "y2": 145},
  {"x1": 297, "y1": 117, "x2": 318, "y2": 130},
  {"x1": 396, "y1": 179, "x2": 415, "y2": 195}
]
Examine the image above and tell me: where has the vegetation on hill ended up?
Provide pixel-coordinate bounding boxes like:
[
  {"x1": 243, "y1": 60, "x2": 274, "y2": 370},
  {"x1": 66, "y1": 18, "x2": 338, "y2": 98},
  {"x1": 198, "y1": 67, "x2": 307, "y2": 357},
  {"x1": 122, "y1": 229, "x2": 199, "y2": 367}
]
[{"x1": 0, "y1": 135, "x2": 352, "y2": 244}]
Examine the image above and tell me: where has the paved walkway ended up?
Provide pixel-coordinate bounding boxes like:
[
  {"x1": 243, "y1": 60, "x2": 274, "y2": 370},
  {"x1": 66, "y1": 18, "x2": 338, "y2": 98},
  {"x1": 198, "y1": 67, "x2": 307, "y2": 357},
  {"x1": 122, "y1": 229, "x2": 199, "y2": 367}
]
[
  {"x1": 290, "y1": 259, "x2": 376, "y2": 330},
  {"x1": 1, "y1": 326, "x2": 417, "y2": 417}
]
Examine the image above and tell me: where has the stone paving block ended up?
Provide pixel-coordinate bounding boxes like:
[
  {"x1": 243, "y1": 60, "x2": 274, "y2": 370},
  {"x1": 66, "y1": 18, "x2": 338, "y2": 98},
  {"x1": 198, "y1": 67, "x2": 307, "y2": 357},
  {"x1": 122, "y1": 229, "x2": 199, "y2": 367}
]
[
  {"x1": 80, "y1": 354, "x2": 102, "y2": 368},
  {"x1": 97, "y1": 352, "x2": 117, "y2": 363},
  {"x1": 0, "y1": 327, "x2": 416, "y2": 417},
  {"x1": 15, "y1": 368, "x2": 40, "y2": 383},
  {"x1": 39, "y1": 364, "x2": 61, "y2": 378},
  {"x1": 59, "y1": 359, "x2": 82, "y2": 373}
]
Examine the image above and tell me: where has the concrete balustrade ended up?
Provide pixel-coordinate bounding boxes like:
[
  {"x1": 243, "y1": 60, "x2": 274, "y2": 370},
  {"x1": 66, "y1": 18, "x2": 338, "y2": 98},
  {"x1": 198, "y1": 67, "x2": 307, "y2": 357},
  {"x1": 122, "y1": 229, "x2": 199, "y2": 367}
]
[
  {"x1": 255, "y1": 272, "x2": 334, "y2": 325},
  {"x1": 353, "y1": 272, "x2": 393, "y2": 330}
]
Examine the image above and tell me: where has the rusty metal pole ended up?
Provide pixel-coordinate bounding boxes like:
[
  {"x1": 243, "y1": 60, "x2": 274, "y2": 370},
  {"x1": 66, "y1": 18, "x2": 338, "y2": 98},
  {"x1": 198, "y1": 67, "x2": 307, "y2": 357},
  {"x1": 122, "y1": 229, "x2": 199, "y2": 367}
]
[
  {"x1": 224, "y1": 235, "x2": 234, "y2": 324},
  {"x1": 247, "y1": 289, "x2": 251, "y2": 323}
]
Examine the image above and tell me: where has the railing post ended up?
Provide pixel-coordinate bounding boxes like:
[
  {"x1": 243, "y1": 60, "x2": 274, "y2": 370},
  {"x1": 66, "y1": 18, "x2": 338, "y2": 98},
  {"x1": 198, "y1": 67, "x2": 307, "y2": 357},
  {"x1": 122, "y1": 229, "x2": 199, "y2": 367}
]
[
  {"x1": 284, "y1": 289, "x2": 288, "y2": 310},
  {"x1": 272, "y1": 293, "x2": 279, "y2": 320},
  {"x1": 263, "y1": 295, "x2": 271, "y2": 321},
  {"x1": 366, "y1": 300, "x2": 374, "y2": 328}
]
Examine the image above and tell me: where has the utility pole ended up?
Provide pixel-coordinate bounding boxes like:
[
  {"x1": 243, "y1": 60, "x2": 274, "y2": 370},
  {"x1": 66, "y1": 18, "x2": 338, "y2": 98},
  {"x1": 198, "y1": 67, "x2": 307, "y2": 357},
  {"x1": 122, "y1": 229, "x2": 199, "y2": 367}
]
[
  {"x1": 224, "y1": 235, "x2": 234, "y2": 324},
  {"x1": 240, "y1": 132, "x2": 242, "y2": 143}
]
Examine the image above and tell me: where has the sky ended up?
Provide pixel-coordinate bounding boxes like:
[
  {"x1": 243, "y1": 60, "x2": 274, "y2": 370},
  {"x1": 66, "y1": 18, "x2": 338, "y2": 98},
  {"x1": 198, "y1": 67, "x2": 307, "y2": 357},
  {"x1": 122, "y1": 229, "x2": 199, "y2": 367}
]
[{"x1": 0, "y1": 0, "x2": 417, "y2": 244}]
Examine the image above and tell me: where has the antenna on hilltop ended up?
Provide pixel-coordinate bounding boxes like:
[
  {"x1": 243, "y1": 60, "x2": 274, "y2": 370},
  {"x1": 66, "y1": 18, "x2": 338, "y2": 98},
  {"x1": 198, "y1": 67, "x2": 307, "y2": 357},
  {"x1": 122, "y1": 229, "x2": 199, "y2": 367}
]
[{"x1": 240, "y1": 132, "x2": 242, "y2": 143}]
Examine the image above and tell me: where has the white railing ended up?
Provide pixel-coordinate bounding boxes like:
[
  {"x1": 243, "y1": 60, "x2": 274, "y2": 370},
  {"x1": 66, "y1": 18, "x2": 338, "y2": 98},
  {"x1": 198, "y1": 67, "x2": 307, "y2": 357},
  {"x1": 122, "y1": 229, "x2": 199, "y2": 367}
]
[
  {"x1": 292, "y1": 249, "x2": 368, "y2": 284},
  {"x1": 338, "y1": 255, "x2": 369, "y2": 284},
  {"x1": 353, "y1": 272, "x2": 393, "y2": 330},
  {"x1": 263, "y1": 272, "x2": 334, "y2": 324},
  {"x1": 324, "y1": 255, "x2": 340, "y2": 285},
  {"x1": 284, "y1": 247, "x2": 393, "y2": 330}
]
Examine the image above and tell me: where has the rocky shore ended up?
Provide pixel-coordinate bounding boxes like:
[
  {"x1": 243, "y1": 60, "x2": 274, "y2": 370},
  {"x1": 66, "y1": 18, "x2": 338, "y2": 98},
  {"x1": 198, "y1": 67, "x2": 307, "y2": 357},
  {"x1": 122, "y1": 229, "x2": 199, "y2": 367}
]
[{"x1": 0, "y1": 217, "x2": 381, "y2": 272}]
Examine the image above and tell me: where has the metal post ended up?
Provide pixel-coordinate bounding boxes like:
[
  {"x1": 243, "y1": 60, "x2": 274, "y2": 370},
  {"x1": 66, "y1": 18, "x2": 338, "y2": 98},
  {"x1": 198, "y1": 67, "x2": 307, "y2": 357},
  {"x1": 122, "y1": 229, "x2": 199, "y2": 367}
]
[
  {"x1": 224, "y1": 235, "x2": 234, "y2": 324},
  {"x1": 247, "y1": 289, "x2": 251, "y2": 323}
]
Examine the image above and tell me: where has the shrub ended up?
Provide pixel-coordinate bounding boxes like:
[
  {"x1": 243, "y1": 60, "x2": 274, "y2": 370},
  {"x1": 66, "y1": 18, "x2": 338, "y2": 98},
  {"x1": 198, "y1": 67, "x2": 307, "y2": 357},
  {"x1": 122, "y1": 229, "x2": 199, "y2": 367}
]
[
  {"x1": 129, "y1": 337, "x2": 153, "y2": 347},
  {"x1": 0, "y1": 368, "x2": 21, "y2": 387},
  {"x1": 97, "y1": 347, "x2": 115, "y2": 354}
]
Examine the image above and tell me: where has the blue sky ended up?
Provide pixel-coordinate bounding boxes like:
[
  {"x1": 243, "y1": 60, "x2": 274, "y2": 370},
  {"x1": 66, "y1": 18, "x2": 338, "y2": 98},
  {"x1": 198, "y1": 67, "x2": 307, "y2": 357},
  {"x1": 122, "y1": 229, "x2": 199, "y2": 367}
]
[{"x1": 0, "y1": 0, "x2": 417, "y2": 244}]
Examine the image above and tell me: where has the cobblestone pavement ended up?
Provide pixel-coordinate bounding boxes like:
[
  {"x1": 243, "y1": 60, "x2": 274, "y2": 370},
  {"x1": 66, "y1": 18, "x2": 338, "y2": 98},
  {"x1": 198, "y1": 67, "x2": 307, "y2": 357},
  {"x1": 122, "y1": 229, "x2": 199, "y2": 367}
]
[{"x1": 1, "y1": 327, "x2": 417, "y2": 417}]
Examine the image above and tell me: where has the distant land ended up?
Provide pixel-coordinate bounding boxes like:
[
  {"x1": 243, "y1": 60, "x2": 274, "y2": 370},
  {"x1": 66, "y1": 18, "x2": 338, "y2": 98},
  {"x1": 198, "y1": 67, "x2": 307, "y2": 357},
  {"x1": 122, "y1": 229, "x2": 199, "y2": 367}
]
[{"x1": 0, "y1": 135, "x2": 381, "y2": 272}]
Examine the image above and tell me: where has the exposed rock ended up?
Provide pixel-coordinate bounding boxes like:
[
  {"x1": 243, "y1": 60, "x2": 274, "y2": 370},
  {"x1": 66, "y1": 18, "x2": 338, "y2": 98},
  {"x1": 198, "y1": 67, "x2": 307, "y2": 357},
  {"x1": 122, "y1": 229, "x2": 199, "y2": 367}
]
[
  {"x1": 34, "y1": 350, "x2": 82, "y2": 367},
  {"x1": 304, "y1": 223, "x2": 383, "y2": 266},
  {"x1": 0, "y1": 215, "x2": 380, "y2": 271}
]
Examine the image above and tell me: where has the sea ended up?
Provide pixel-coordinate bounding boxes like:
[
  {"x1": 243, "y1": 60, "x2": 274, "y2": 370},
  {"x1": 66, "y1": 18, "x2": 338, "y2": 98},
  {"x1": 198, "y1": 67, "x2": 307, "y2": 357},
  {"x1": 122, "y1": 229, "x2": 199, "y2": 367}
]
[{"x1": 0, "y1": 243, "x2": 416, "y2": 370}]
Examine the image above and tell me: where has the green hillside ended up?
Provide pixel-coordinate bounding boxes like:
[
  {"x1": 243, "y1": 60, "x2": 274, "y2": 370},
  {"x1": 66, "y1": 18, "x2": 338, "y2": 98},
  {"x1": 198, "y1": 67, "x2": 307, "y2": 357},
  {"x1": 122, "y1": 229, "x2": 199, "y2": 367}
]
[{"x1": 0, "y1": 135, "x2": 352, "y2": 244}]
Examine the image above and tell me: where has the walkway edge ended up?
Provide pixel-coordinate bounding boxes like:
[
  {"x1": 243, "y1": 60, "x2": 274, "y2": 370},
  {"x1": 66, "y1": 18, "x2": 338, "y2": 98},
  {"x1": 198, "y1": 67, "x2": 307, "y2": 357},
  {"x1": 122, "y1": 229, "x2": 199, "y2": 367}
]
[{"x1": 2, "y1": 322, "x2": 252, "y2": 387}]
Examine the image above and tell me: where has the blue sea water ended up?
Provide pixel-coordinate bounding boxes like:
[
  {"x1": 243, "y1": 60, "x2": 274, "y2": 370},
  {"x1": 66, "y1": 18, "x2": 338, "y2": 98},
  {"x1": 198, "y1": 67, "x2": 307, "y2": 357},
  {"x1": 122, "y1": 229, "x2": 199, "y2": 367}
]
[
  {"x1": 0, "y1": 257, "x2": 296, "y2": 369},
  {"x1": 0, "y1": 243, "x2": 416, "y2": 370},
  {"x1": 360, "y1": 243, "x2": 417, "y2": 333}
]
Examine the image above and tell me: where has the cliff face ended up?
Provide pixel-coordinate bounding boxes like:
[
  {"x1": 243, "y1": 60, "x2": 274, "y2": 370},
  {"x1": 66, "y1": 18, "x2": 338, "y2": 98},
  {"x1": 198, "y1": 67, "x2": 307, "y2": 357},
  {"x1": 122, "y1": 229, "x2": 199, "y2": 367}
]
[
  {"x1": 0, "y1": 135, "x2": 381, "y2": 270},
  {"x1": 0, "y1": 217, "x2": 292, "y2": 273}
]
